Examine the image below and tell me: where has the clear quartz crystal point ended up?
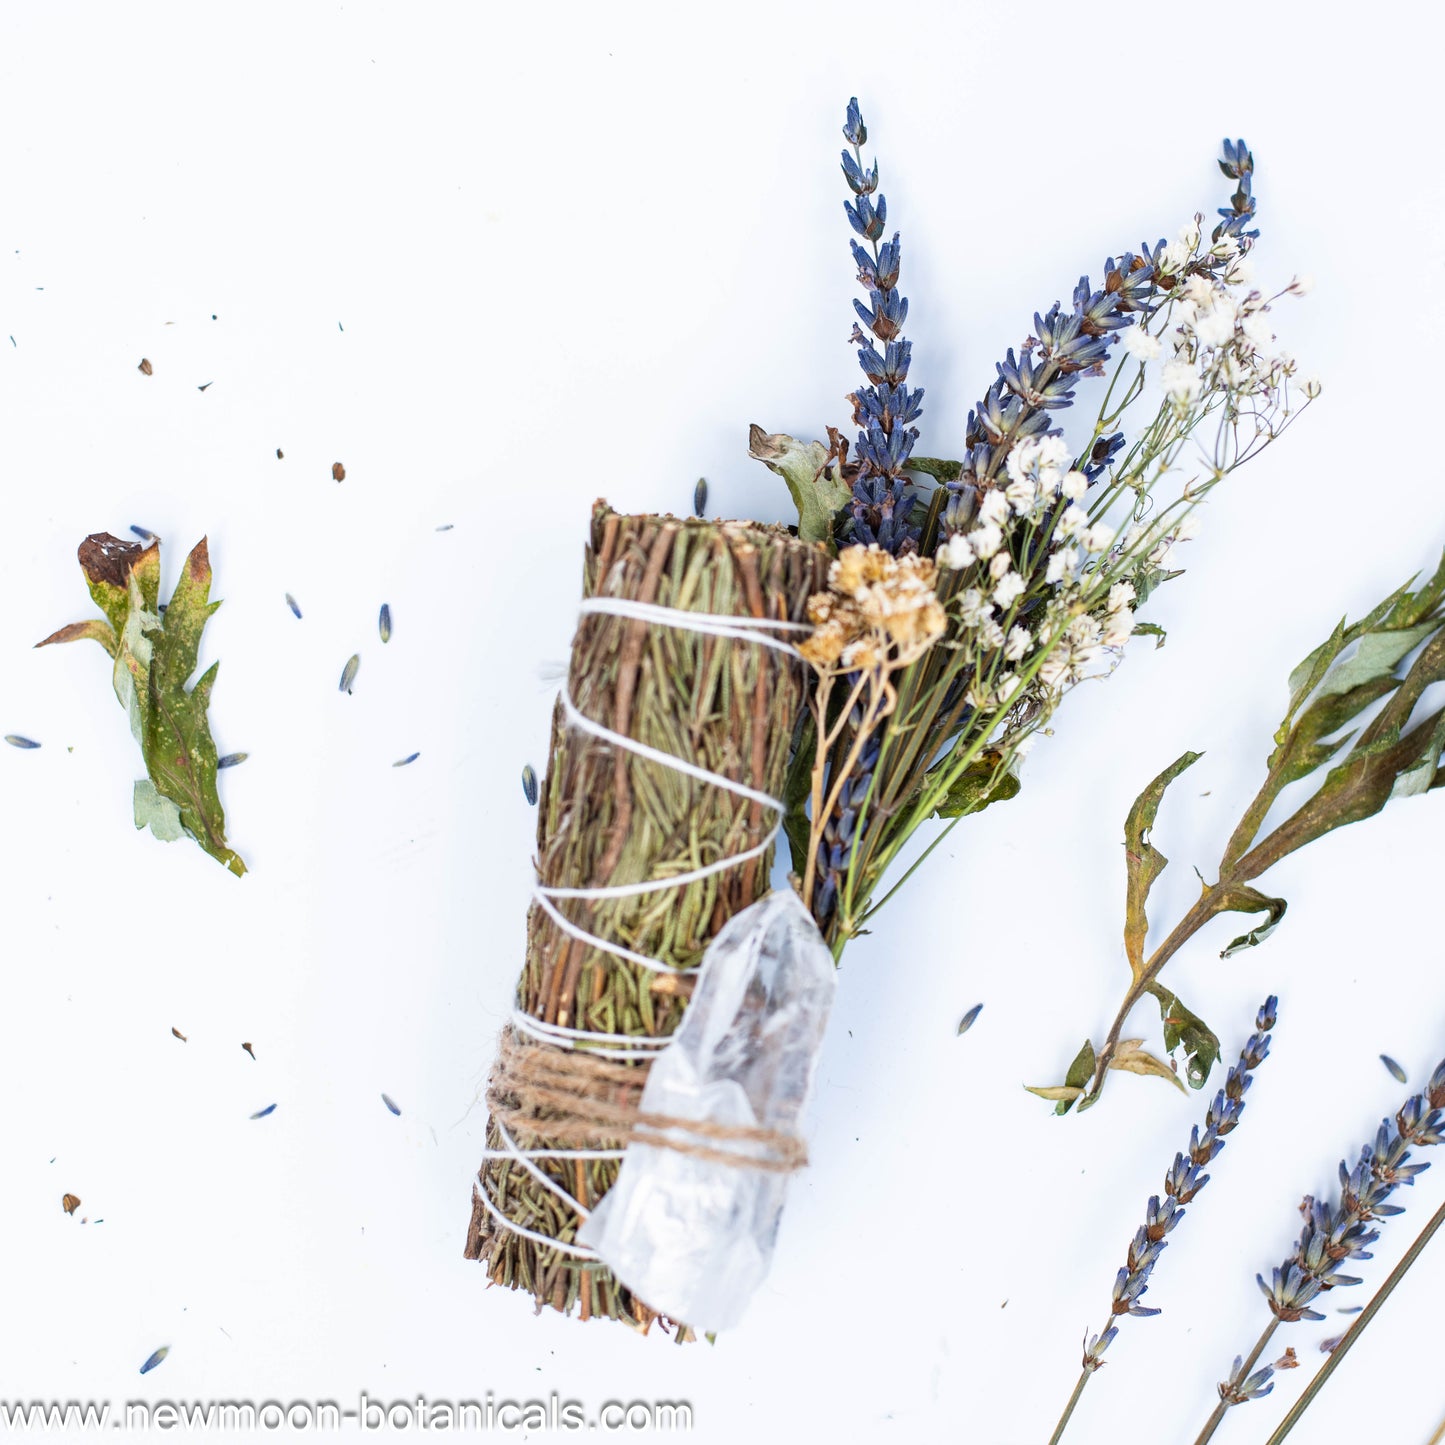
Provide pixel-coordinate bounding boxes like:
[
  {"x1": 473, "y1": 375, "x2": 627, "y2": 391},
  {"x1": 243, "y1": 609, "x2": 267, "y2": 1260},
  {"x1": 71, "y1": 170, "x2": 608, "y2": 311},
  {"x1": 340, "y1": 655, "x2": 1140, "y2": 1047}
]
[{"x1": 577, "y1": 888, "x2": 836, "y2": 1332}]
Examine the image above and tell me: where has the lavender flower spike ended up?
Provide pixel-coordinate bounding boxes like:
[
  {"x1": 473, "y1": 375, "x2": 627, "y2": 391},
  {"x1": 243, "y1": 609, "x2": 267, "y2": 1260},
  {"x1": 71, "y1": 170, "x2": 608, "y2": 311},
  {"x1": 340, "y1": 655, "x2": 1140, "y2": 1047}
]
[
  {"x1": 1080, "y1": 998, "x2": 1277, "y2": 1373},
  {"x1": 841, "y1": 97, "x2": 922, "y2": 556}
]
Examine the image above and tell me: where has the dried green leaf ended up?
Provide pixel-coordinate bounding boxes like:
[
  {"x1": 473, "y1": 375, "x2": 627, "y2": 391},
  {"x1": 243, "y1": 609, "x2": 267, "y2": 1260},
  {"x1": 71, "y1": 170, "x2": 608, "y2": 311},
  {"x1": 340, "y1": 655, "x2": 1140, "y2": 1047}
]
[
  {"x1": 1108, "y1": 1040, "x2": 1188, "y2": 1093},
  {"x1": 1037, "y1": 1038, "x2": 1097, "y2": 1117},
  {"x1": 41, "y1": 533, "x2": 246, "y2": 876},
  {"x1": 34, "y1": 617, "x2": 118, "y2": 655},
  {"x1": 1123, "y1": 751, "x2": 1202, "y2": 982},
  {"x1": 903, "y1": 456, "x2": 964, "y2": 484},
  {"x1": 1146, "y1": 982, "x2": 1221, "y2": 1089},
  {"x1": 747, "y1": 425, "x2": 851, "y2": 545},
  {"x1": 1131, "y1": 621, "x2": 1167, "y2": 649},
  {"x1": 933, "y1": 751, "x2": 1021, "y2": 819},
  {"x1": 1217, "y1": 885, "x2": 1287, "y2": 957}
]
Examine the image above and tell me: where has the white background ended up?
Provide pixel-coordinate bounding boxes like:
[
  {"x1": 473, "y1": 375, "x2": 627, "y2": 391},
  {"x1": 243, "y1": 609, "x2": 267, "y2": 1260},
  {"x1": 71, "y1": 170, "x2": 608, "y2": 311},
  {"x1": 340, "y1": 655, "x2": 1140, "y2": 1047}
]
[{"x1": 3, "y1": 3, "x2": 1444, "y2": 1442}]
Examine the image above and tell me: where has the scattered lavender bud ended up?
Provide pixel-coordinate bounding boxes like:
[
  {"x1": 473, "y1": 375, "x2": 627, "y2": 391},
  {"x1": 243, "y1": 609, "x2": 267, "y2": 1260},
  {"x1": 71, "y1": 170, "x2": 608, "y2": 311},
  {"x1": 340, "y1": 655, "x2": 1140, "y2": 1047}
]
[
  {"x1": 249, "y1": 1103, "x2": 277, "y2": 1119},
  {"x1": 5, "y1": 734, "x2": 40, "y2": 749},
  {"x1": 130, "y1": 525, "x2": 158, "y2": 542},
  {"x1": 216, "y1": 752, "x2": 248, "y2": 769},
  {"x1": 139, "y1": 1347, "x2": 169, "y2": 1375},
  {"x1": 435, "y1": 523, "x2": 454, "y2": 532},
  {"x1": 393, "y1": 752, "x2": 420, "y2": 768},
  {"x1": 956, "y1": 1003, "x2": 984, "y2": 1036},
  {"x1": 285, "y1": 593, "x2": 302, "y2": 619},
  {"x1": 381, "y1": 1094, "x2": 401, "y2": 1116},
  {"x1": 1381, "y1": 1054, "x2": 1407, "y2": 1084},
  {"x1": 693, "y1": 477, "x2": 707, "y2": 516},
  {"x1": 379, "y1": 603, "x2": 392, "y2": 643},
  {"x1": 521, "y1": 764, "x2": 538, "y2": 806},
  {"x1": 339, "y1": 655, "x2": 360, "y2": 694}
]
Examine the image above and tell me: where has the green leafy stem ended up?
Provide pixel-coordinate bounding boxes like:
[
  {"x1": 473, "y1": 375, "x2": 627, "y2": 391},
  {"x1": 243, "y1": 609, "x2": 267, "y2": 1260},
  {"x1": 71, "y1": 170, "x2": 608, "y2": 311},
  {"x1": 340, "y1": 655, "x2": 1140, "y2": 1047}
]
[
  {"x1": 38, "y1": 532, "x2": 246, "y2": 876},
  {"x1": 1036, "y1": 549, "x2": 1445, "y2": 1114}
]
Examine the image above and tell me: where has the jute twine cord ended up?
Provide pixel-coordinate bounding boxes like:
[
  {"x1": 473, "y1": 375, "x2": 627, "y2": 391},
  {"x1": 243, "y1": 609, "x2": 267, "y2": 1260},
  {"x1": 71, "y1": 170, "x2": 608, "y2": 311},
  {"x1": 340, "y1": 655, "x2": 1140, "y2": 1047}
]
[{"x1": 487, "y1": 1025, "x2": 807, "y2": 1174}]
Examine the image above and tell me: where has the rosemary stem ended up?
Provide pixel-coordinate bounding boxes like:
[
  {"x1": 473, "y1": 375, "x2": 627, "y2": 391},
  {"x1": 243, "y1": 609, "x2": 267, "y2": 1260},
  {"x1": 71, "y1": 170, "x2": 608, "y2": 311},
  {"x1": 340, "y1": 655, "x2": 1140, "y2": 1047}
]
[
  {"x1": 1191, "y1": 1319, "x2": 1278, "y2": 1445},
  {"x1": 1262, "y1": 1192, "x2": 1445, "y2": 1445},
  {"x1": 1046, "y1": 1369, "x2": 1090, "y2": 1445}
]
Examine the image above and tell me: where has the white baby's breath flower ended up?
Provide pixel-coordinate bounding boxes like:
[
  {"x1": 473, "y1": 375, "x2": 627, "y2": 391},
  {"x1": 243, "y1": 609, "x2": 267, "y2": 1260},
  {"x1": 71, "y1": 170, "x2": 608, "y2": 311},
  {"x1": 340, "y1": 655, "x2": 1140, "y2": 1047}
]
[
  {"x1": 1241, "y1": 311, "x2": 1278, "y2": 357},
  {"x1": 1005, "y1": 438, "x2": 1040, "y2": 484},
  {"x1": 979, "y1": 489, "x2": 1010, "y2": 528},
  {"x1": 1005, "y1": 476, "x2": 1037, "y2": 513},
  {"x1": 980, "y1": 618, "x2": 1006, "y2": 650},
  {"x1": 1036, "y1": 435, "x2": 1072, "y2": 471},
  {"x1": 1302, "y1": 375, "x2": 1322, "y2": 399},
  {"x1": 1038, "y1": 650, "x2": 1071, "y2": 688},
  {"x1": 1013, "y1": 732, "x2": 1038, "y2": 758},
  {"x1": 1160, "y1": 359, "x2": 1203, "y2": 404},
  {"x1": 1107, "y1": 581, "x2": 1137, "y2": 613},
  {"x1": 969, "y1": 520, "x2": 1003, "y2": 560},
  {"x1": 1288, "y1": 274, "x2": 1314, "y2": 296},
  {"x1": 1045, "y1": 546, "x2": 1078, "y2": 585},
  {"x1": 993, "y1": 571, "x2": 1025, "y2": 609},
  {"x1": 941, "y1": 532, "x2": 975, "y2": 570},
  {"x1": 994, "y1": 671, "x2": 1021, "y2": 703},
  {"x1": 1058, "y1": 504, "x2": 1089, "y2": 540},
  {"x1": 1061, "y1": 470, "x2": 1089, "y2": 502},
  {"x1": 1081, "y1": 523, "x2": 1115, "y2": 554},
  {"x1": 1103, "y1": 610, "x2": 1135, "y2": 648},
  {"x1": 1191, "y1": 303, "x2": 1237, "y2": 349},
  {"x1": 1121, "y1": 325, "x2": 1162, "y2": 362},
  {"x1": 988, "y1": 551, "x2": 1013, "y2": 581},
  {"x1": 1004, "y1": 625, "x2": 1032, "y2": 661},
  {"x1": 1174, "y1": 513, "x2": 1203, "y2": 543},
  {"x1": 1159, "y1": 239, "x2": 1191, "y2": 275},
  {"x1": 958, "y1": 588, "x2": 992, "y2": 629}
]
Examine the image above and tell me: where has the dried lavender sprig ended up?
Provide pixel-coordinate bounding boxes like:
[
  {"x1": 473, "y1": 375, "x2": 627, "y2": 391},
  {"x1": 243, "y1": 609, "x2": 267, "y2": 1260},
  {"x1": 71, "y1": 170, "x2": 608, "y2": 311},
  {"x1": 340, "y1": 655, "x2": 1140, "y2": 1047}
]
[
  {"x1": 841, "y1": 98, "x2": 922, "y2": 556},
  {"x1": 940, "y1": 138, "x2": 1259, "y2": 538},
  {"x1": 1192, "y1": 1055, "x2": 1445, "y2": 1444},
  {"x1": 1048, "y1": 998, "x2": 1277, "y2": 1445}
]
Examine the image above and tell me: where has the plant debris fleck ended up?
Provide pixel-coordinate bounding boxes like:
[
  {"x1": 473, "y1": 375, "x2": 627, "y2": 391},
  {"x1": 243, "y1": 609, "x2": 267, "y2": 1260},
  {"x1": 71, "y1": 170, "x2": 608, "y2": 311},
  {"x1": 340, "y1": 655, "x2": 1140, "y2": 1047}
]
[
  {"x1": 138, "y1": 358, "x2": 153, "y2": 376},
  {"x1": 62, "y1": 1193, "x2": 80, "y2": 1215},
  {"x1": 693, "y1": 477, "x2": 707, "y2": 516},
  {"x1": 379, "y1": 603, "x2": 392, "y2": 643},
  {"x1": 242, "y1": 1042, "x2": 255, "y2": 1060},
  {"x1": 285, "y1": 593, "x2": 302, "y2": 619},
  {"x1": 198, "y1": 381, "x2": 212, "y2": 392},
  {"x1": 340, "y1": 654, "x2": 360, "y2": 694},
  {"x1": 435, "y1": 523, "x2": 454, "y2": 532},
  {"x1": 276, "y1": 448, "x2": 284, "y2": 460},
  {"x1": 332, "y1": 461, "x2": 346, "y2": 482},
  {"x1": 5, "y1": 734, "x2": 40, "y2": 749},
  {"x1": 1381, "y1": 1054, "x2": 1407, "y2": 1084},
  {"x1": 521, "y1": 764, "x2": 538, "y2": 806},
  {"x1": 172, "y1": 1027, "x2": 187, "y2": 1042}
]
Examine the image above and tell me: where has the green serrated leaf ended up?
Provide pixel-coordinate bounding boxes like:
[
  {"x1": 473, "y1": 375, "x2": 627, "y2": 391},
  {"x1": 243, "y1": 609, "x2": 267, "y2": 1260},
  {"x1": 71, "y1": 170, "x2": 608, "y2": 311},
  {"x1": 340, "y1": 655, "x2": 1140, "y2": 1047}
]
[
  {"x1": 43, "y1": 532, "x2": 246, "y2": 876},
  {"x1": 1146, "y1": 983, "x2": 1221, "y2": 1089},
  {"x1": 1131, "y1": 621, "x2": 1167, "y2": 650},
  {"x1": 1123, "y1": 751, "x2": 1202, "y2": 982},
  {"x1": 747, "y1": 425, "x2": 851, "y2": 545}
]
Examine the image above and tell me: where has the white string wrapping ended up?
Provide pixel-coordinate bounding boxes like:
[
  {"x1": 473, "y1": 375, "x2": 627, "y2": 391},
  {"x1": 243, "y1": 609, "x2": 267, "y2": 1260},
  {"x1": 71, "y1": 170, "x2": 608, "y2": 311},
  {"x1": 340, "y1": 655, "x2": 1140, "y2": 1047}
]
[{"x1": 482, "y1": 596, "x2": 808, "y2": 1252}]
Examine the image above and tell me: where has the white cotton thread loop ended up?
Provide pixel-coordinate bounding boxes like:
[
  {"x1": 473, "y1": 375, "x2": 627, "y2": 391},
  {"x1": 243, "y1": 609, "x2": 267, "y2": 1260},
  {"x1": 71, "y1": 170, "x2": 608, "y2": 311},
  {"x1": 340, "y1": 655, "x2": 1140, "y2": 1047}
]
[
  {"x1": 511, "y1": 1009, "x2": 672, "y2": 1053},
  {"x1": 578, "y1": 596, "x2": 810, "y2": 657},
  {"x1": 472, "y1": 1179, "x2": 600, "y2": 1260},
  {"x1": 485, "y1": 595, "x2": 808, "y2": 1254},
  {"x1": 558, "y1": 687, "x2": 785, "y2": 814}
]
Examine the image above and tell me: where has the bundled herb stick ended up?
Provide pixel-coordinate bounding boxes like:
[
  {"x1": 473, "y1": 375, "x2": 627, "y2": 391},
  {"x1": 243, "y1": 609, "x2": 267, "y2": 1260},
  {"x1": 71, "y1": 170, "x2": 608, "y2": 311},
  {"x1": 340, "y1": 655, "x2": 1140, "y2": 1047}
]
[
  {"x1": 464, "y1": 505, "x2": 826, "y2": 1329},
  {"x1": 38, "y1": 533, "x2": 245, "y2": 875}
]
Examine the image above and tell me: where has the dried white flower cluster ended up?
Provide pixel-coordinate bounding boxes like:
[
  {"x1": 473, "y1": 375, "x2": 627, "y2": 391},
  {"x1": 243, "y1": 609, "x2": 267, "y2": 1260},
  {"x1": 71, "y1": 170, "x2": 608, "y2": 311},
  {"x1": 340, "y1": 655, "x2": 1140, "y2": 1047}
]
[{"x1": 800, "y1": 544, "x2": 946, "y2": 672}]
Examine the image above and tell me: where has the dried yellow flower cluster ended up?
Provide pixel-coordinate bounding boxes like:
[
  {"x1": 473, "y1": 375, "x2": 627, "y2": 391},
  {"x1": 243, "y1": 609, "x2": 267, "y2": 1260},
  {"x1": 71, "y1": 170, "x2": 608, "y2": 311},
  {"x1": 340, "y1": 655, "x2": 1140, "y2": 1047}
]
[{"x1": 799, "y1": 544, "x2": 946, "y2": 671}]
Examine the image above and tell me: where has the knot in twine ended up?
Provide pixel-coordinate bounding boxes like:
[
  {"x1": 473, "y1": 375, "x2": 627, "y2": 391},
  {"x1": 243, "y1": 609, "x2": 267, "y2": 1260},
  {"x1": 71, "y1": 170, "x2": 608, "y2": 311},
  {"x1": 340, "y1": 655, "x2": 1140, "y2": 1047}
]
[{"x1": 488, "y1": 1025, "x2": 807, "y2": 1175}]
